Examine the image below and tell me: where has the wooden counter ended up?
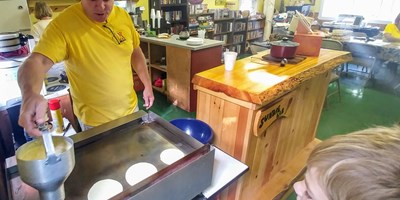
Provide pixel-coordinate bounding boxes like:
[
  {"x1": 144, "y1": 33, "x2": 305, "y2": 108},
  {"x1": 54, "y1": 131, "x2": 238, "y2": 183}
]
[
  {"x1": 140, "y1": 35, "x2": 223, "y2": 112},
  {"x1": 192, "y1": 49, "x2": 352, "y2": 200}
]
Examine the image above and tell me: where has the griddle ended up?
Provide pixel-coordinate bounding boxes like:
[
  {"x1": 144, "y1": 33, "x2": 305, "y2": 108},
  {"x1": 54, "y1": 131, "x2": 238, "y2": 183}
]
[{"x1": 65, "y1": 111, "x2": 214, "y2": 200}]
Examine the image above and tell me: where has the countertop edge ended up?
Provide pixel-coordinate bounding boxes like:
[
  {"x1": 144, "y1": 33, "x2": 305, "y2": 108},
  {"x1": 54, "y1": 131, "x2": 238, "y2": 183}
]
[
  {"x1": 140, "y1": 35, "x2": 224, "y2": 51},
  {"x1": 192, "y1": 51, "x2": 352, "y2": 105}
]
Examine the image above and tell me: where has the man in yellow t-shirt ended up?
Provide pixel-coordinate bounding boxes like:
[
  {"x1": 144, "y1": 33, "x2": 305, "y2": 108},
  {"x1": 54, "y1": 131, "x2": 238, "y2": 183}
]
[
  {"x1": 18, "y1": 0, "x2": 154, "y2": 137},
  {"x1": 383, "y1": 13, "x2": 400, "y2": 42},
  {"x1": 383, "y1": 13, "x2": 400, "y2": 73}
]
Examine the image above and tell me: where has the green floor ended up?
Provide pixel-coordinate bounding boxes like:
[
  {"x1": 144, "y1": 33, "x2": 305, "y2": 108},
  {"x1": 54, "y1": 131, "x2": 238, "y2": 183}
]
[
  {"x1": 138, "y1": 63, "x2": 400, "y2": 200},
  {"x1": 137, "y1": 91, "x2": 196, "y2": 121}
]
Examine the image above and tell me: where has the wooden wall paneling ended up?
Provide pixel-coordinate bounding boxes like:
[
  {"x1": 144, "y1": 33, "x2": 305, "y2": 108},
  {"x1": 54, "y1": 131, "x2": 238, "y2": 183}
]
[
  {"x1": 208, "y1": 95, "x2": 224, "y2": 148},
  {"x1": 233, "y1": 106, "x2": 251, "y2": 160},
  {"x1": 195, "y1": 90, "x2": 210, "y2": 121},
  {"x1": 254, "y1": 139, "x2": 320, "y2": 199},
  {"x1": 166, "y1": 46, "x2": 191, "y2": 111},
  {"x1": 220, "y1": 100, "x2": 239, "y2": 153},
  {"x1": 305, "y1": 71, "x2": 331, "y2": 141},
  {"x1": 243, "y1": 119, "x2": 280, "y2": 198}
]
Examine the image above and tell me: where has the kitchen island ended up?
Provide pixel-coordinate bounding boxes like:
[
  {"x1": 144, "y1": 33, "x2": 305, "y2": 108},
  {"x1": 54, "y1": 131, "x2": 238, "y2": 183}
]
[
  {"x1": 140, "y1": 35, "x2": 224, "y2": 112},
  {"x1": 192, "y1": 49, "x2": 352, "y2": 199}
]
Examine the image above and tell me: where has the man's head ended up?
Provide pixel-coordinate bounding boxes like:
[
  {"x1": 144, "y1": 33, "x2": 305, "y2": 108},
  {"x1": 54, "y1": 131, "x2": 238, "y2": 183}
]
[
  {"x1": 294, "y1": 125, "x2": 400, "y2": 200},
  {"x1": 81, "y1": 0, "x2": 114, "y2": 23},
  {"x1": 395, "y1": 13, "x2": 400, "y2": 29}
]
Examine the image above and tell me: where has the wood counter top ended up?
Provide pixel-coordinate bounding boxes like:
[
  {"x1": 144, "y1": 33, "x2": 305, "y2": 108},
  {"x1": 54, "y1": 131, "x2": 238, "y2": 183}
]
[
  {"x1": 192, "y1": 49, "x2": 352, "y2": 105},
  {"x1": 140, "y1": 35, "x2": 224, "y2": 51}
]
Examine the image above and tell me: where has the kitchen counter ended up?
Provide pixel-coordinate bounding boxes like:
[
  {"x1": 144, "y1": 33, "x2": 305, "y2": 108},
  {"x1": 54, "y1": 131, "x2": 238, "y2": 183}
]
[
  {"x1": 140, "y1": 36, "x2": 223, "y2": 112},
  {"x1": 140, "y1": 35, "x2": 224, "y2": 51},
  {"x1": 193, "y1": 49, "x2": 351, "y2": 106},
  {"x1": 192, "y1": 49, "x2": 352, "y2": 199}
]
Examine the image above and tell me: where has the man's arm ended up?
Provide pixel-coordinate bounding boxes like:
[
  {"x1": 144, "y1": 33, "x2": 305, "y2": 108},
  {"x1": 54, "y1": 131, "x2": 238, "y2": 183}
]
[
  {"x1": 131, "y1": 47, "x2": 154, "y2": 109},
  {"x1": 383, "y1": 33, "x2": 400, "y2": 42},
  {"x1": 18, "y1": 53, "x2": 54, "y2": 137}
]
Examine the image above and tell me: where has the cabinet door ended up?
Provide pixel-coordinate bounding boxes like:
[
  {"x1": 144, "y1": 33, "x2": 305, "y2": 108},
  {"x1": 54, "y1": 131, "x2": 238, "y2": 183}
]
[{"x1": 0, "y1": 110, "x2": 14, "y2": 158}]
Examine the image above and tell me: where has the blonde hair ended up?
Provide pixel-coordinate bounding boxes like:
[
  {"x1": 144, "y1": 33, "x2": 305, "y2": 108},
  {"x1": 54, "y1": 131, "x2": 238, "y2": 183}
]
[
  {"x1": 34, "y1": 1, "x2": 53, "y2": 20},
  {"x1": 307, "y1": 125, "x2": 400, "y2": 200}
]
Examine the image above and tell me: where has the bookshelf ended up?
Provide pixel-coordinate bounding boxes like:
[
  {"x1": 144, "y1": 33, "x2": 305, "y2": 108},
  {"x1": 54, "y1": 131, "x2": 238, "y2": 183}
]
[
  {"x1": 149, "y1": 0, "x2": 189, "y2": 34},
  {"x1": 212, "y1": 17, "x2": 248, "y2": 55},
  {"x1": 246, "y1": 17, "x2": 265, "y2": 42}
]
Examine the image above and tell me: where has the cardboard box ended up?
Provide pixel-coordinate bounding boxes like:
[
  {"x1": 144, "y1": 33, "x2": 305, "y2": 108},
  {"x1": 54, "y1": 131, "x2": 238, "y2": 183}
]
[{"x1": 293, "y1": 33, "x2": 323, "y2": 57}]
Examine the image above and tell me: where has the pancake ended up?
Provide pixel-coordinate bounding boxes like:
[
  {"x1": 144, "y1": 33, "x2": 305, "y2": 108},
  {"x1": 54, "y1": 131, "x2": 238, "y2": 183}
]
[
  {"x1": 87, "y1": 179, "x2": 123, "y2": 200},
  {"x1": 125, "y1": 162, "x2": 158, "y2": 186},
  {"x1": 160, "y1": 148, "x2": 184, "y2": 165}
]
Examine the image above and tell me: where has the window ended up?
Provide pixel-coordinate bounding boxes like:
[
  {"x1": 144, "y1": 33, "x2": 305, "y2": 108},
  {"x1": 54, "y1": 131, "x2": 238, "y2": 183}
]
[
  {"x1": 319, "y1": 0, "x2": 400, "y2": 24},
  {"x1": 239, "y1": 0, "x2": 257, "y2": 13}
]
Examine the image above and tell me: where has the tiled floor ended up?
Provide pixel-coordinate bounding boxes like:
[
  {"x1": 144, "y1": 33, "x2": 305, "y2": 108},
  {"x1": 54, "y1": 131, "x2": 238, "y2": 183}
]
[{"x1": 138, "y1": 62, "x2": 400, "y2": 200}]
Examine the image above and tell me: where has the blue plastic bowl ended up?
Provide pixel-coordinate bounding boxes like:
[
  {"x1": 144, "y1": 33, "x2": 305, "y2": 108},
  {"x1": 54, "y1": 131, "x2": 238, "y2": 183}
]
[{"x1": 170, "y1": 118, "x2": 213, "y2": 144}]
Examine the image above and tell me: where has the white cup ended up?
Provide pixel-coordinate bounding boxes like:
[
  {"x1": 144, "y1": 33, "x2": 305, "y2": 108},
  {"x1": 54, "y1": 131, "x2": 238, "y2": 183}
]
[
  {"x1": 223, "y1": 52, "x2": 238, "y2": 71},
  {"x1": 198, "y1": 29, "x2": 206, "y2": 39}
]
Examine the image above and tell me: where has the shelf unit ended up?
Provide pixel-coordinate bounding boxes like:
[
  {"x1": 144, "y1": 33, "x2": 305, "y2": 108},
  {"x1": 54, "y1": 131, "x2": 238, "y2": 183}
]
[
  {"x1": 140, "y1": 42, "x2": 167, "y2": 93},
  {"x1": 188, "y1": 12, "x2": 214, "y2": 36},
  {"x1": 150, "y1": 0, "x2": 189, "y2": 34},
  {"x1": 188, "y1": 4, "x2": 213, "y2": 37},
  {"x1": 212, "y1": 17, "x2": 248, "y2": 55},
  {"x1": 246, "y1": 17, "x2": 265, "y2": 42},
  {"x1": 139, "y1": 37, "x2": 222, "y2": 112}
]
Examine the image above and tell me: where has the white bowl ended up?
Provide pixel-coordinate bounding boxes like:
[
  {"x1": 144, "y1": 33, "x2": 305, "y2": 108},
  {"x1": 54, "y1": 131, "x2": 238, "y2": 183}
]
[{"x1": 186, "y1": 38, "x2": 204, "y2": 46}]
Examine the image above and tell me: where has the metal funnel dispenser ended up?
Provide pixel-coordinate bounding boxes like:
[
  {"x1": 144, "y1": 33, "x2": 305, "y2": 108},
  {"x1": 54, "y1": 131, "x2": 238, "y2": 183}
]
[{"x1": 16, "y1": 123, "x2": 75, "y2": 200}]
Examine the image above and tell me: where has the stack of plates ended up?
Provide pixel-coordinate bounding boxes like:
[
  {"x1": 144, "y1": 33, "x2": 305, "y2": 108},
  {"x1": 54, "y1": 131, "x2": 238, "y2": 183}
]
[{"x1": 187, "y1": 38, "x2": 204, "y2": 46}]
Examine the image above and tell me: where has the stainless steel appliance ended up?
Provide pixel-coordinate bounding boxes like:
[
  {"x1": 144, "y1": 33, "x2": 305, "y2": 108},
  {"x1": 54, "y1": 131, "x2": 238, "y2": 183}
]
[
  {"x1": 13, "y1": 111, "x2": 215, "y2": 199},
  {"x1": 0, "y1": 57, "x2": 25, "y2": 110},
  {"x1": 16, "y1": 135, "x2": 75, "y2": 200}
]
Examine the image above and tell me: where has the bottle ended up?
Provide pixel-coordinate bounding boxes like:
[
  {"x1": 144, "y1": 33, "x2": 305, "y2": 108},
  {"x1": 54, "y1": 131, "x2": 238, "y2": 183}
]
[{"x1": 49, "y1": 98, "x2": 64, "y2": 133}]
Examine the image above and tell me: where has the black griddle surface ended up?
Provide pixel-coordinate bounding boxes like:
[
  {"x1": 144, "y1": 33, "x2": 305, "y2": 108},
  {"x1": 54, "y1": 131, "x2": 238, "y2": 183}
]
[{"x1": 65, "y1": 117, "x2": 204, "y2": 199}]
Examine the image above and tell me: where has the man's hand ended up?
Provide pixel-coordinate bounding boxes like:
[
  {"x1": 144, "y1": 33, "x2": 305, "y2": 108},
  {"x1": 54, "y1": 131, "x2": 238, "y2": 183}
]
[
  {"x1": 142, "y1": 87, "x2": 154, "y2": 110},
  {"x1": 19, "y1": 94, "x2": 48, "y2": 137}
]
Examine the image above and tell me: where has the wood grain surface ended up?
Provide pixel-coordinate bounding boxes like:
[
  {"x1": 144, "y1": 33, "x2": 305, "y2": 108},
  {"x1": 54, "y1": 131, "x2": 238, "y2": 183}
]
[
  {"x1": 192, "y1": 49, "x2": 352, "y2": 105},
  {"x1": 193, "y1": 49, "x2": 351, "y2": 200}
]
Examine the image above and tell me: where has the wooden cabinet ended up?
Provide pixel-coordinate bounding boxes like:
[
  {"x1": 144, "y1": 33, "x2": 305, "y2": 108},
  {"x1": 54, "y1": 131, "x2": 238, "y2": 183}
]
[
  {"x1": 0, "y1": 110, "x2": 14, "y2": 158},
  {"x1": 193, "y1": 49, "x2": 352, "y2": 200},
  {"x1": 141, "y1": 42, "x2": 167, "y2": 94},
  {"x1": 140, "y1": 36, "x2": 223, "y2": 112}
]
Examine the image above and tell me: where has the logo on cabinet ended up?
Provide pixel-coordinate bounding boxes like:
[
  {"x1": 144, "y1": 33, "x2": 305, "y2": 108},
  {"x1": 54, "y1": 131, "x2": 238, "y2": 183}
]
[{"x1": 253, "y1": 94, "x2": 294, "y2": 136}]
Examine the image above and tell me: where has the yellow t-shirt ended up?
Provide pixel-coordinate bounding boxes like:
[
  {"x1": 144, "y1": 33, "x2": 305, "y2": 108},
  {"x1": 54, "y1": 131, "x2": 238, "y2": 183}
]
[
  {"x1": 34, "y1": 3, "x2": 140, "y2": 126},
  {"x1": 384, "y1": 23, "x2": 400, "y2": 39}
]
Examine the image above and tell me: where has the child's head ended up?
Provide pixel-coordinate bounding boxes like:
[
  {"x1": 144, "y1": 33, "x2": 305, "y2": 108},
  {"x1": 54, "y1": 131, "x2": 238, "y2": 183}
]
[{"x1": 294, "y1": 125, "x2": 400, "y2": 200}]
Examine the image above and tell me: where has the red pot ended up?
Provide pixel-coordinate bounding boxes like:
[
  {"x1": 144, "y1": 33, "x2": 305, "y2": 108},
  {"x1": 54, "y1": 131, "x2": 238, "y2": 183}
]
[{"x1": 270, "y1": 37, "x2": 299, "y2": 58}]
